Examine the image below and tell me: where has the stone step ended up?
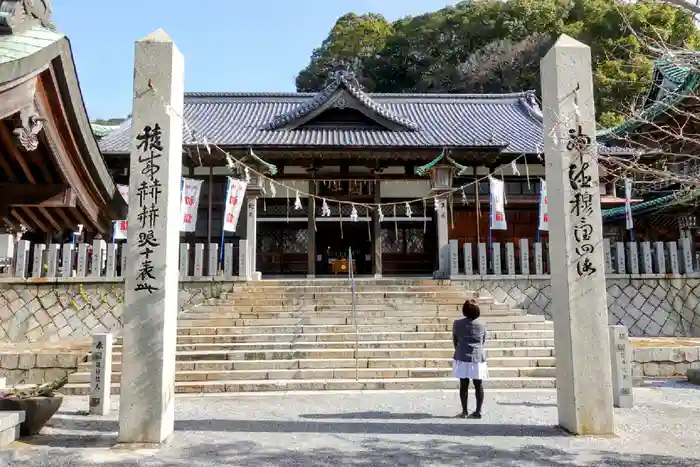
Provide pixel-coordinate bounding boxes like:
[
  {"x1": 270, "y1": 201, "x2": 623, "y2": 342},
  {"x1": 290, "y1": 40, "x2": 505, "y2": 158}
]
[
  {"x1": 212, "y1": 291, "x2": 485, "y2": 300},
  {"x1": 207, "y1": 297, "x2": 481, "y2": 306},
  {"x1": 189, "y1": 304, "x2": 486, "y2": 313},
  {"x1": 112, "y1": 336, "x2": 554, "y2": 353},
  {"x1": 171, "y1": 321, "x2": 554, "y2": 340},
  {"x1": 78, "y1": 356, "x2": 556, "y2": 373},
  {"x1": 61, "y1": 376, "x2": 556, "y2": 395},
  {"x1": 111, "y1": 346, "x2": 556, "y2": 361},
  {"x1": 209, "y1": 291, "x2": 494, "y2": 300},
  {"x1": 180, "y1": 309, "x2": 522, "y2": 320},
  {"x1": 163, "y1": 329, "x2": 554, "y2": 344},
  {"x1": 175, "y1": 315, "x2": 547, "y2": 336},
  {"x1": 68, "y1": 365, "x2": 556, "y2": 384},
  {"x1": 176, "y1": 315, "x2": 526, "y2": 327}
]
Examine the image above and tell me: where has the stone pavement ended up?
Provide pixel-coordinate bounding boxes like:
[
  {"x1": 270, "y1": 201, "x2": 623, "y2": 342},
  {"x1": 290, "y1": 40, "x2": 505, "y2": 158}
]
[{"x1": 1, "y1": 383, "x2": 699, "y2": 466}]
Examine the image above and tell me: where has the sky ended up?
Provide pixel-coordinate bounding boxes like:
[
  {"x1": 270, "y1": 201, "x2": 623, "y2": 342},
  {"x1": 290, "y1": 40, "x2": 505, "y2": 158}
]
[{"x1": 52, "y1": 0, "x2": 458, "y2": 121}]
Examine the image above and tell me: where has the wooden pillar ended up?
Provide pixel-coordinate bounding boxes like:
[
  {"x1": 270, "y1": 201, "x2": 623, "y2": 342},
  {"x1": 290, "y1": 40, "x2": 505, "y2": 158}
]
[
  {"x1": 207, "y1": 165, "x2": 213, "y2": 245},
  {"x1": 474, "y1": 167, "x2": 481, "y2": 244},
  {"x1": 372, "y1": 179, "x2": 382, "y2": 278},
  {"x1": 307, "y1": 179, "x2": 316, "y2": 278}
]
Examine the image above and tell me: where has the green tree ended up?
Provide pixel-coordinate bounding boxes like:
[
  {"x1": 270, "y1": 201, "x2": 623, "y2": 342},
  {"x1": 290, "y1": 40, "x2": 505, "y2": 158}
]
[
  {"x1": 296, "y1": 0, "x2": 700, "y2": 124},
  {"x1": 295, "y1": 13, "x2": 393, "y2": 92}
]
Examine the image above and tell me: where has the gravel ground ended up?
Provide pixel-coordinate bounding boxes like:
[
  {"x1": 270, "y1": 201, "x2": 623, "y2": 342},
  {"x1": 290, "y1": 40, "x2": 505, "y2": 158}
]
[{"x1": 1, "y1": 381, "x2": 698, "y2": 466}]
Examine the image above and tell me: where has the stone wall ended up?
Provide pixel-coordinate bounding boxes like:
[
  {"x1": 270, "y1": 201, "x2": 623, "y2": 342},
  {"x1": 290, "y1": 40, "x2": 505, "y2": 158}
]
[
  {"x1": 3, "y1": 275, "x2": 700, "y2": 342},
  {"x1": 455, "y1": 275, "x2": 700, "y2": 337},
  {"x1": 0, "y1": 351, "x2": 86, "y2": 386},
  {"x1": 632, "y1": 346, "x2": 700, "y2": 378},
  {"x1": 0, "y1": 278, "x2": 238, "y2": 343}
]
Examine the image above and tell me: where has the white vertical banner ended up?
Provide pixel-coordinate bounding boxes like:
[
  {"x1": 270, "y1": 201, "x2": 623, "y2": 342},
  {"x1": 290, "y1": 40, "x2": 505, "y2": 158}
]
[
  {"x1": 489, "y1": 176, "x2": 507, "y2": 231},
  {"x1": 223, "y1": 177, "x2": 248, "y2": 233},
  {"x1": 538, "y1": 179, "x2": 549, "y2": 231},
  {"x1": 114, "y1": 185, "x2": 129, "y2": 240},
  {"x1": 180, "y1": 178, "x2": 202, "y2": 232},
  {"x1": 624, "y1": 178, "x2": 634, "y2": 230}
]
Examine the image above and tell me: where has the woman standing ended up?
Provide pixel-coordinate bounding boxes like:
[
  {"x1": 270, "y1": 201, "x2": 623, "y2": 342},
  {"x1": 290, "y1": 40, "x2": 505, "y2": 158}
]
[{"x1": 452, "y1": 298, "x2": 488, "y2": 419}]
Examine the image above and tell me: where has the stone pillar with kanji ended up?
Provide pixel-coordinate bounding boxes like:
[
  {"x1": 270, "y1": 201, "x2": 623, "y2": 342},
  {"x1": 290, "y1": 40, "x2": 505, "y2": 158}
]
[
  {"x1": 541, "y1": 34, "x2": 615, "y2": 435},
  {"x1": 118, "y1": 29, "x2": 184, "y2": 445}
]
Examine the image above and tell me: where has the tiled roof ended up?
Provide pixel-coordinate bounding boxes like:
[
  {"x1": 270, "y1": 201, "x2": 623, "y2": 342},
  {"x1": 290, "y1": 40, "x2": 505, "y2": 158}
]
[
  {"x1": 0, "y1": 25, "x2": 63, "y2": 66},
  {"x1": 598, "y1": 54, "x2": 700, "y2": 142},
  {"x1": 99, "y1": 90, "x2": 551, "y2": 154}
]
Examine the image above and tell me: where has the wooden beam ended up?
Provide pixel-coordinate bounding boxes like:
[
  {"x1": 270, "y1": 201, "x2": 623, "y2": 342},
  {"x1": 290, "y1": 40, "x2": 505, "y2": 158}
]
[
  {"x1": 0, "y1": 149, "x2": 15, "y2": 181},
  {"x1": 19, "y1": 207, "x2": 47, "y2": 231},
  {"x1": 0, "y1": 120, "x2": 36, "y2": 183},
  {"x1": 10, "y1": 209, "x2": 34, "y2": 231},
  {"x1": 0, "y1": 183, "x2": 76, "y2": 207},
  {"x1": 54, "y1": 207, "x2": 75, "y2": 231},
  {"x1": 0, "y1": 76, "x2": 37, "y2": 121}
]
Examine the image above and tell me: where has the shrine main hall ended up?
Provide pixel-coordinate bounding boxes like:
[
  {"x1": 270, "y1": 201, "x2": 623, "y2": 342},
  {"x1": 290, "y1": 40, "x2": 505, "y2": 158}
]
[{"x1": 98, "y1": 72, "x2": 628, "y2": 277}]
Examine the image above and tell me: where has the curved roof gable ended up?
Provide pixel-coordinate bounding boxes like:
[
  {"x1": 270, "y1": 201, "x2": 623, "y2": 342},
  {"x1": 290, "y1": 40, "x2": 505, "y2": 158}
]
[{"x1": 261, "y1": 71, "x2": 419, "y2": 131}]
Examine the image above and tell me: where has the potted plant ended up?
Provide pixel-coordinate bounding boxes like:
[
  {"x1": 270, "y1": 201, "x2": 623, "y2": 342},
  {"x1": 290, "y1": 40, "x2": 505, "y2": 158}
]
[{"x1": 0, "y1": 375, "x2": 67, "y2": 436}]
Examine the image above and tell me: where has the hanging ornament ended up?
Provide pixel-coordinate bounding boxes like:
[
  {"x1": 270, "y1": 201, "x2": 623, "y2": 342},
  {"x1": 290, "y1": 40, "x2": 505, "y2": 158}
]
[
  {"x1": 203, "y1": 136, "x2": 211, "y2": 155},
  {"x1": 321, "y1": 198, "x2": 331, "y2": 217},
  {"x1": 244, "y1": 167, "x2": 251, "y2": 184},
  {"x1": 461, "y1": 187, "x2": 468, "y2": 206},
  {"x1": 378, "y1": 206, "x2": 384, "y2": 222},
  {"x1": 270, "y1": 180, "x2": 277, "y2": 198},
  {"x1": 511, "y1": 160, "x2": 520, "y2": 176},
  {"x1": 405, "y1": 202, "x2": 412, "y2": 218},
  {"x1": 294, "y1": 191, "x2": 302, "y2": 210},
  {"x1": 548, "y1": 127, "x2": 559, "y2": 147},
  {"x1": 434, "y1": 199, "x2": 442, "y2": 213},
  {"x1": 225, "y1": 153, "x2": 235, "y2": 169},
  {"x1": 350, "y1": 205, "x2": 359, "y2": 222}
]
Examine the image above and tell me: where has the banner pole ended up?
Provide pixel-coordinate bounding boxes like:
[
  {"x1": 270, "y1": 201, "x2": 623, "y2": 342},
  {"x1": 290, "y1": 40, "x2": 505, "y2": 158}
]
[{"x1": 219, "y1": 177, "x2": 231, "y2": 266}]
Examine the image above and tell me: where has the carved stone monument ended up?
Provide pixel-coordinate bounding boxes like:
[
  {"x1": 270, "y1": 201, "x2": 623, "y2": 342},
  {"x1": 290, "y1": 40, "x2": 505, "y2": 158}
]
[
  {"x1": 477, "y1": 243, "x2": 487, "y2": 276},
  {"x1": 449, "y1": 239, "x2": 459, "y2": 277},
  {"x1": 32, "y1": 243, "x2": 45, "y2": 277},
  {"x1": 208, "y1": 243, "x2": 218, "y2": 276},
  {"x1": 519, "y1": 239, "x2": 529, "y2": 275},
  {"x1": 89, "y1": 333, "x2": 113, "y2": 416},
  {"x1": 541, "y1": 35, "x2": 614, "y2": 434},
  {"x1": 14, "y1": 240, "x2": 30, "y2": 278},
  {"x1": 492, "y1": 243, "x2": 501, "y2": 275},
  {"x1": 179, "y1": 243, "x2": 189, "y2": 279},
  {"x1": 608, "y1": 326, "x2": 633, "y2": 409},
  {"x1": 46, "y1": 243, "x2": 59, "y2": 277},
  {"x1": 463, "y1": 243, "x2": 473, "y2": 276},
  {"x1": 118, "y1": 29, "x2": 184, "y2": 444},
  {"x1": 193, "y1": 243, "x2": 204, "y2": 277}
]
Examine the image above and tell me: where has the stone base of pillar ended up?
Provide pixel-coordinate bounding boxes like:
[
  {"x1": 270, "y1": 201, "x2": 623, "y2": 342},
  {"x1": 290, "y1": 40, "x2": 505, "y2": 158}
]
[
  {"x1": 433, "y1": 270, "x2": 449, "y2": 279},
  {"x1": 373, "y1": 273, "x2": 382, "y2": 279},
  {"x1": 306, "y1": 274, "x2": 315, "y2": 279},
  {"x1": 251, "y1": 271, "x2": 262, "y2": 281}
]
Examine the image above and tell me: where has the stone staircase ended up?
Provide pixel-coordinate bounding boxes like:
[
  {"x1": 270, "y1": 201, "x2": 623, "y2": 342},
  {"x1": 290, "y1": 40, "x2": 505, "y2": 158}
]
[{"x1": 64, "y1": 279, "x2": 556, "y2": 394}]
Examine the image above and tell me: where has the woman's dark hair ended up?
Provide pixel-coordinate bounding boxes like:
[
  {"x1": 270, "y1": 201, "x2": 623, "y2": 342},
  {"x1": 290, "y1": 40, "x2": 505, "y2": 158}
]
[{"x1": 462, "y1": 299, "x2": 481, "y2": 320}]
